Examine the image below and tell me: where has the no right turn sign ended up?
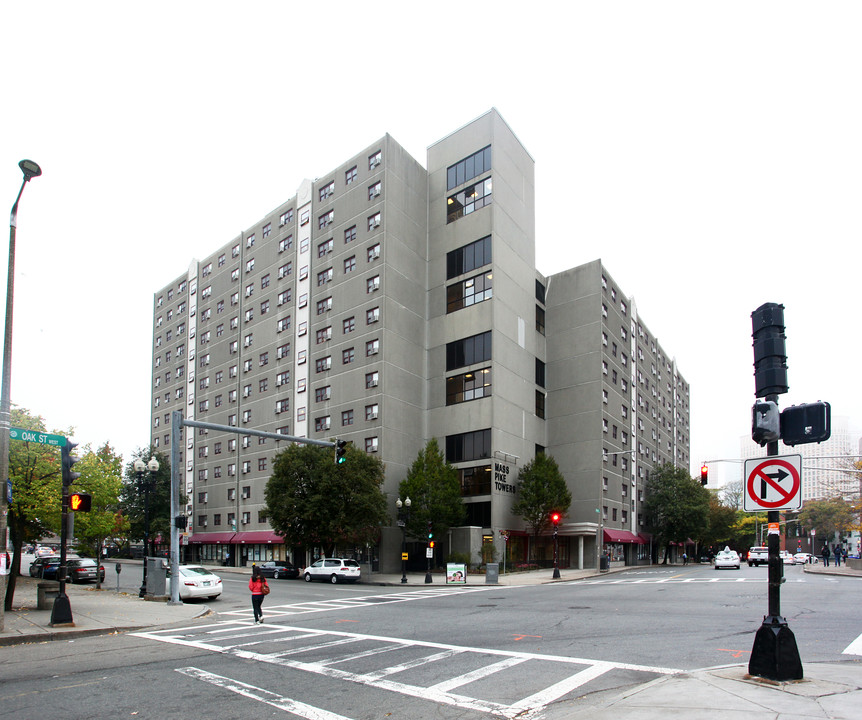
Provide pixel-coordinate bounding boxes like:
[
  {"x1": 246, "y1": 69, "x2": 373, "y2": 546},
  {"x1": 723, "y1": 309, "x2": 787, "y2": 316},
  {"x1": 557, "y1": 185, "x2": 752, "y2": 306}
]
[{"x1": 743, "y1": 455, "x2": 802, "y2": 512}]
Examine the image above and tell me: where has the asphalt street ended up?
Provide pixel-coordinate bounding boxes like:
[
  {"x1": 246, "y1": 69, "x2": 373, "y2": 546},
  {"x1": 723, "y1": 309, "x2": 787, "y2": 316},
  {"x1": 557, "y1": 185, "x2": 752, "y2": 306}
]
[{"x1": 3, "y1": 560, "x2": 860, "y2": 719}]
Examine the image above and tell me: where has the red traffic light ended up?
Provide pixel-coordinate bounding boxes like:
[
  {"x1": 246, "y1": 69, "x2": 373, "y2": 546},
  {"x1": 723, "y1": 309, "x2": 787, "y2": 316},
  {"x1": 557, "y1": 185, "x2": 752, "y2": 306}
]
[
  {"x1": 69, "y1": 491, "x2": 92, "y2": 512},
  {"x1": 700, "y1": 464, "x2": 708, "y2": 486},
  {"x1": 551, "y1": 512, "x2": 560, "y2": 525}
]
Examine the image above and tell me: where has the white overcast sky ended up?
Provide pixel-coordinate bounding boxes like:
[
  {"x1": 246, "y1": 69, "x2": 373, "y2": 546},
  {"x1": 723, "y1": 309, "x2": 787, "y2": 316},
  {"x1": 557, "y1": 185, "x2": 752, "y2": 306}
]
[{"x1": 2, "y1": 2, "x2": 860, "y2": 484}]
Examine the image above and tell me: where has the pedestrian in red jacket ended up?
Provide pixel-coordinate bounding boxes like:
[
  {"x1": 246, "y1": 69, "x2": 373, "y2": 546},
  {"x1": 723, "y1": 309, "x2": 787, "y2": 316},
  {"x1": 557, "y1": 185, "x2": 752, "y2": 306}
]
[{"x1": 249, "y1": 566, "x2": 268, "y2": 624}]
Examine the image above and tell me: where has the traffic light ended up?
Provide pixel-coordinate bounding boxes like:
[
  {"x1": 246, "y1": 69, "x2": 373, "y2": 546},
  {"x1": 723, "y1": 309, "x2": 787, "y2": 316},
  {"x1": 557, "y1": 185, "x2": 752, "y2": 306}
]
[
  {"x1": 752, "y1": 400, "x2": 780, "y2": 446},
  {"x1": 700, "y1": 464, "x2": 708, "y2": 486},
  {"x1": 751, "y1": 302, "x2": 789, "y2": 398},
  {"x1": 429, "y1": 540, "x2": 435, "y2": 549},
  {"x1": 781, "y1": 402, "x2": 831, "y2": 446},
  {"x1": 69, "y1": 491, "x2": 92, "y2": 512},
  {"x1": 427, "y1": 520, "x2": 433, "y2": 540},
  {"x1": 335, "y1": 439, "x2": 348, "y2": 464},
  {"x1": 61, "y1": 441, "x2": 81, "y2": 487},
  {"x1": 551, "y1": 512, "x2": 560, "y2": 526}
]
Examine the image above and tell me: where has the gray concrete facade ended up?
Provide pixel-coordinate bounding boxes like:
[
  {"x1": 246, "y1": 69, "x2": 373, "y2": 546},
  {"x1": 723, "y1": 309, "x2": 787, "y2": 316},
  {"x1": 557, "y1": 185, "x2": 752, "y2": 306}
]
[{"x1": 150, "y1": 109, "x2": 690, "y2": 573}]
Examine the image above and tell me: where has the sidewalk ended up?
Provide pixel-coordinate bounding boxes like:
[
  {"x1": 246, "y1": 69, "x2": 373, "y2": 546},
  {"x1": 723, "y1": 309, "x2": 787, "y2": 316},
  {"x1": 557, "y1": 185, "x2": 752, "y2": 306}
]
[{"x1": 2, "y1": 562, "x2": 860, "y2": 719}]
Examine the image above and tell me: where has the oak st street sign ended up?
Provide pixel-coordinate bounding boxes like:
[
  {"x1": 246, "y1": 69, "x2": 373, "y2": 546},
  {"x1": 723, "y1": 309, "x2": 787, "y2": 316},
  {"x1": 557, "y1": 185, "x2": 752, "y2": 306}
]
[{"x1": 9, "y1": 427, "x2": 67, "y2": 447}]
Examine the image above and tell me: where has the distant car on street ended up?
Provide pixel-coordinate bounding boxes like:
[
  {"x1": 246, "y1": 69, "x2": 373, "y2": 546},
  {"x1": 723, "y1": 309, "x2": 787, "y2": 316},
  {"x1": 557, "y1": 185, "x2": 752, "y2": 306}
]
[
  {"x1": 779, "y1": 550, "x2": 797, "y2": 565},
  {"x1": 748, "y1": 547, "x2": 769, "y2": 567},
  {"x1": 29, "y1": 557, "x2": 61, "y2": 579},
  {"x1": 67, "y1": 558, "x2": 106, "y2": 583},
  {"x1": 303, "y1": 558, "x2": 361, "y2": 584},
  {"x1": 35, "y1": 546, "x2": 54, "y2": 558},
  {"x1": 794, "y1": 552, "x2": 812, "y2": 564},
  {"x1": 257, "y1": 561, "x2": 299, "y2": 580},
  {"x1": 714, "y1": 548, "x2": 740, "y2": 570},
  {"x1": 172, "y1": 565, "x2": 223, "y2": 600}
]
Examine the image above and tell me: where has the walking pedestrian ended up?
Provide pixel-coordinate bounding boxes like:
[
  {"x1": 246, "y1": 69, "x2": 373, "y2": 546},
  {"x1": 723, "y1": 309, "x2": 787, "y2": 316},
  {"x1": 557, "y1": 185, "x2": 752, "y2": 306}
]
[
  {"x1": 682, "y1": 552, "x2": 688, "y2": 566},
  {"x1": 834, "y1": 546, "x2": 842, "y2": 567},
  {"x1": 249, "y1": 566, "x2": 269, "y2": 624},
  {"x1": 821, "y1": 545, "x2": 830, "y2": 567}
]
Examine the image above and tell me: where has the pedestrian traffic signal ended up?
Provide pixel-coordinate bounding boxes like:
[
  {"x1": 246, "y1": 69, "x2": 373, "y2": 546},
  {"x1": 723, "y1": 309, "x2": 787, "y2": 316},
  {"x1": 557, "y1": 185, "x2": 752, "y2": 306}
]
[
  {"x1": 61, "y1": 441, "x2": 81, "y2": 487},
  {"x1": 69, "y1": 491, "x2": 92, "y2": 512},
  {"x1": 335, "y1": 439, "x2": 348, "y2": 464},
  {"x1": 700, "y1": 464, "x2": 708, "y2": 485},
  {"x1": 780, "y1": 401, "x2": 831, "y2": 446},
  {"x1": 429, "y1": 540, "x2": 435, "y2": 549},
  {"x1": 427, "y1": 520, "x2": 433, "y2": 540}
]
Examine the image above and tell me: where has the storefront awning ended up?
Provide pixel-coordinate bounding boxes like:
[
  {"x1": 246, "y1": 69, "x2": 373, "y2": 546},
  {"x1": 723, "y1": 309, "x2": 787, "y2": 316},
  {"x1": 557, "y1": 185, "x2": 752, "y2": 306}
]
[
  {"x1": 603, "y1": 529, "x2": 645, "y2": 544},
  {"x1": 188, "y1": 532, "x2": 236, "y2": 544},
  {"x1": 233, "y1": 531, "x2": 284, "y2": 544}
]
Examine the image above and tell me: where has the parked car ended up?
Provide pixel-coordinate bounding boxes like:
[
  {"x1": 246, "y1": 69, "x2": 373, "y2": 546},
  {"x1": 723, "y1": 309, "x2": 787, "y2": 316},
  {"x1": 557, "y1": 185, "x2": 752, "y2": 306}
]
[
  {"x1": 67, "y1": 558, "x2": 106, "y2": 583},
  {"x1": 173, "y1": 565, "x2": 223, "y2": 600},
  {"x1": 794, "y1": 552, "x2": 813, "y2": 564},
  {"x1": 257, "y1": 561, "x2": 299, "y2": 580},
  {"x1": 303, "y1": 558, "x2": 361, "y2": 584},
  {"x1": 29, "y1": 556, "x2": 61, "y2": 579},
  {"x1": 779, "y1": 550, "x2": 796, "y2": 566},
  {"x1": 748, "y1": 547, "x2": 769, "y2": 567},
  {"x1": 714, "y1": 548, "x2": 740, "y2": 570}
]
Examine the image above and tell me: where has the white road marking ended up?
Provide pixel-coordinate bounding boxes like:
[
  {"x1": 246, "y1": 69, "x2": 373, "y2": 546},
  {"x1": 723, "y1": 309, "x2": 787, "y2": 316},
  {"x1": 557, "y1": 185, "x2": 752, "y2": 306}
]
[
  {"x1": 842, "y1": 632, "x2": 862, "y2": 656},
  {"x1": 177, "y1": 667, "x2": 353, "y2": 720}
]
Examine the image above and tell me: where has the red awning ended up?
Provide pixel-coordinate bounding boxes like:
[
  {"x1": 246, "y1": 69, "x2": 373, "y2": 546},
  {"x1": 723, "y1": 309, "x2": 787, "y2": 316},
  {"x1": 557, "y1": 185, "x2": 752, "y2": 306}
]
[
  {"x1": 188, "y1": 532, "x2": 236, "y2": 544},
  {"x1": 603, "y1": 529, "x2": 645, "y2": 544},
  {"x1": 233, "y1": 531, "x2": 284, "y2": 544}
]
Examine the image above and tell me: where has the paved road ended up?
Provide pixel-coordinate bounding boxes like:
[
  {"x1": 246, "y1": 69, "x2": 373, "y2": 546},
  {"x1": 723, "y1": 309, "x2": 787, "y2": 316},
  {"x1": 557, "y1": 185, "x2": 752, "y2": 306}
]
[{"x1": 4, "y1": 562, "x2": 860, "y2": 719}]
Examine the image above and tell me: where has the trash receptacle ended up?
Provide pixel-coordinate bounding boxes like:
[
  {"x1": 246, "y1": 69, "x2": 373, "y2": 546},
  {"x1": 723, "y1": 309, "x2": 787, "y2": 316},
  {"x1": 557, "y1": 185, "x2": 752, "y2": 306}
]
[
  {"x1": 37, "y1": 582, "x2": 60, "y2": 610},
  {"x1": 485, "y1": 562, "x2": 499, "y2": 584},
  {"x1": 599, "y1": 556, "x2": 610, "y2": 572}
]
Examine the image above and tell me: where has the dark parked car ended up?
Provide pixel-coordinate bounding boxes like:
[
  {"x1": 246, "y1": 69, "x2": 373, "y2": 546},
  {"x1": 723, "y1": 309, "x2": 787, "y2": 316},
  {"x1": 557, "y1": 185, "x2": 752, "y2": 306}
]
[
  {"x1": 29, "y1": 557, "x2": 61, "y2": 579},
  {"x1": 67, "y1": 558, "x2": 106, "y2": 583},
  {"x1": 257, "y1": 561, "x2": 299, "y2": 580}
]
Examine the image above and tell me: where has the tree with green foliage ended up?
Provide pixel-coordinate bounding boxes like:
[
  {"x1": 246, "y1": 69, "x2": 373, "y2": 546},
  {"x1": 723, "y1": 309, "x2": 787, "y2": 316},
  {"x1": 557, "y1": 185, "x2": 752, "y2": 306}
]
[
  {"x1": 265, "y1": 441, "x2": 387, "y2": 556},
  {"x1": 4, "y1": 408, "x2": 66, "y2": 610},
  {"x1": 118, "y1": 448, "x2": 174, "y2": 554},
  {"x1": 644, "y1": 463, "x2": 710, "y2": 563},
  {"x1": 798, "y1": 497, "x2": 855, "y2": 544},
  {"x1": 71, "y1": 443, "x2": 127, "y2": 585},
  {"x1": 511, "y1": 453, "x2": 571, "y2": 560},
  {"x1": 398, "y1": 439, "x2": 465, "y2": 543}
]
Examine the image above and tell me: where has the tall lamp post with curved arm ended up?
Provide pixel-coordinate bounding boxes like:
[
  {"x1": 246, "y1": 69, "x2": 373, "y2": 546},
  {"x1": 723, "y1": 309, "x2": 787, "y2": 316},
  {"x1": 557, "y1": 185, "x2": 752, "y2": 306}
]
[
  {"x1": 136, "y1": 457, "x2": 160, "y2": 597},
  {"x1": 0, "y1": 160, "x2": 41, "y2": 632}
]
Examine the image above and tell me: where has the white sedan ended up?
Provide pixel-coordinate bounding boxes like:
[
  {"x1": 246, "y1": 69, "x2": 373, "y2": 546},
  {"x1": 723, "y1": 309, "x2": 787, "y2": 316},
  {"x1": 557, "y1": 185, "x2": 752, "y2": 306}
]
[
  {"x1": 303, "y1": 558, "x2": 361, "y2": 584},
  {"x1": 714, "y1": 548, "x2": 741, "y2": 570},
  {"x1": 780, "y1": 550, "x2": 796, "y2": 565},
  {"x1": 175, "y1": 565, "x2": 223, "y2": 600}
]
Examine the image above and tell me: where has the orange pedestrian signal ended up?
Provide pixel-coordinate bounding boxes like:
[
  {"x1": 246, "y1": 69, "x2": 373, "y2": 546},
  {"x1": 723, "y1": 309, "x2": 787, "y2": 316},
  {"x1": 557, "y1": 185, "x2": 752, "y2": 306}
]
[{"x1": 69, "y1": 491, "x2": 92, "y2": 512}]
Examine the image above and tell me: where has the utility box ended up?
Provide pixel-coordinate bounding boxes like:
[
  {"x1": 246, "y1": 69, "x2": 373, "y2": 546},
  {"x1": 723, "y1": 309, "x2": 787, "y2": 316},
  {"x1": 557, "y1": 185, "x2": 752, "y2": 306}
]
[
  {"x1": 37, "y1": 582, "x2": 60, "y2": 610},
  {"x1": 485, "y1": 562, "x2": 499, "y2": 584},
  {"x1": 146, "y1": 557, "x2": 167, "y2": 597}
]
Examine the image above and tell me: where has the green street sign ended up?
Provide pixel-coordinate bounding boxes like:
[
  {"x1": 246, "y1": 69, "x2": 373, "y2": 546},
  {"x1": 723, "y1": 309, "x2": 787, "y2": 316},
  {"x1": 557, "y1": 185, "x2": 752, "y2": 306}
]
[{"x1": 9, "y1": 427, "x2": 67, "y2": 447}]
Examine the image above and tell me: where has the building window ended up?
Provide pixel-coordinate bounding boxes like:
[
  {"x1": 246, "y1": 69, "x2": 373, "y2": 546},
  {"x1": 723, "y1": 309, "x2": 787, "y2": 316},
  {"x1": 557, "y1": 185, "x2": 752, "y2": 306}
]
[
  {"x1": 446, "y1": 271, "x2": 493, "y2": 313},
  {"x1": 367, "y1": 276, "x2": 380, "y2": 293},
  {"x1": 342, "y1": 347, "x2": 355, "y2": 364},
  {"x1": 367, "y1": 212, "x2": 381, "y2": 231},
  {"x1": 344, "y1": 255, "x2": 356, "y2": 273},
  {"x1": 368, "y1": 150, "x2": 382, "y2": 169},
  {"x1": 315, "y1": 416, "x2": 331, "y2": 432},
  {"x1": 446, "y1": 368, "x2": 492, "y2": 405},
  {"x1": 365, "y1": 371, "x2": 378, "y2": 388},
  {"x1": 368, "y1": 181, "x2": 381, "y2": 200},
  {"x1": 315, "y1": 356, "x2": 331, "y2": 373},
  {"x1": 365, "y1": 404, "x2": 379, "y2": 420},
  {"x1": 447, "y1": 236, "x2": 492, "y2": 279},
  {"x1": 342, "y1": 410, "x2": 354, "y2": 426},
  {"x1": 365, "y1": 437, "x2": 379, "y2": 453},
  {"x1": 316, "y1": 326, "x2": 332, "y2": 344},
  {"x1": 277, "y1": 343, "x2": 290, "y2": 360},
  {"x1": 246, "y1": 234, "x2": 255, "y2": 248},
  {"x1": 317, "y1": 268, "x2": 333, "y2": 286},
  {"x1": 318, "y1": 210, "x2": 334, "y2": 229},
  {"x1": 276, "y1": 370, "x2": 290, "y2": 386},
  {"x1": 365, "y1": 339, "x2": 379, "y2": 356},
  {"x1": 367, "y1": 243, "x2": 380, "y2": 262},
  {"x1": 446, "y1": 330, "x2": 492, "y2": 370},
  {"x1": 345, "y1": 166, "x2": 357, "y2": 184},
  {"x1": 536, "y1": 305, "x2": 545, "y2": 335},
  {"x1": 318, "y1": 238, "x2": 333, "y2": 257},
  {"x1": 344, "y1": 225, "x2": 357, "y2": 244},
  {"x1": 319, "y1": 181, "x2": 335, "y2": 202},
  {"x1": 343, "y1": 316, "x2": 355, "y2": 334},
  {"x1": 275, "y1": 399, "x2": 290, "y2": 414},
  {"x1": 535, "y1": 390, "x2": 546, "y2": 419},
  {"x1": 315, "y1": 386, "x2": 331, "y2": 402},
  {"x1": 280, "y1": 209, "x2": 293, "y2": 226},
  {"x1": 445, "y1": 429, "x2": 491, "y2": 463},
  {"x1": 447, "y1": 145, "x2": 492, "y2": 190},
  {"x1": 316, "y1": 297, "x2": 332, "y2": 314},
  {"x1": 447, "y1": 177, "x2": 493, "y2": 223},
  {"x1": 279, "y1": 235, "x2": 293, "y2": 252}
]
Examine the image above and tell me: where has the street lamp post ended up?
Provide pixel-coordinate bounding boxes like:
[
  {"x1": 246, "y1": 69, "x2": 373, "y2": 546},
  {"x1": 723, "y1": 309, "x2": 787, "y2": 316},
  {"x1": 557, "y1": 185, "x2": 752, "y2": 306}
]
[
  {"x1": 0, "y1": 160, "x2": 41, "y2": 632},
  {"x1": 136, "y1": 457, "x2": 160, "y2": 597},
  {"x1": 396, "y1": 496, "x2": 411, "y2": 584}
]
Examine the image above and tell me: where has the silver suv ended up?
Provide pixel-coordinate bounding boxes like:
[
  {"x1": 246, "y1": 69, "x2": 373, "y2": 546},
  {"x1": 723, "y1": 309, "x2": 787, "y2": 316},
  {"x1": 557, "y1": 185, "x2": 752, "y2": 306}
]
[
  {"x1": 748, "y1": 547, "x2": 769, "y2": 567},
  {"x1": 303, "y1": 558, "x2": 361, "y2": 584}
]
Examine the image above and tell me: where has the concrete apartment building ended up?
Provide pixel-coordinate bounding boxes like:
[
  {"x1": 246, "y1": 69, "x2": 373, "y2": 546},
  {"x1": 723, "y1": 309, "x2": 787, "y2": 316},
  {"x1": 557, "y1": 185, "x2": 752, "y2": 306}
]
[{"x1": 150, "y1": 109, "x2": 690, "y2": 573}]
